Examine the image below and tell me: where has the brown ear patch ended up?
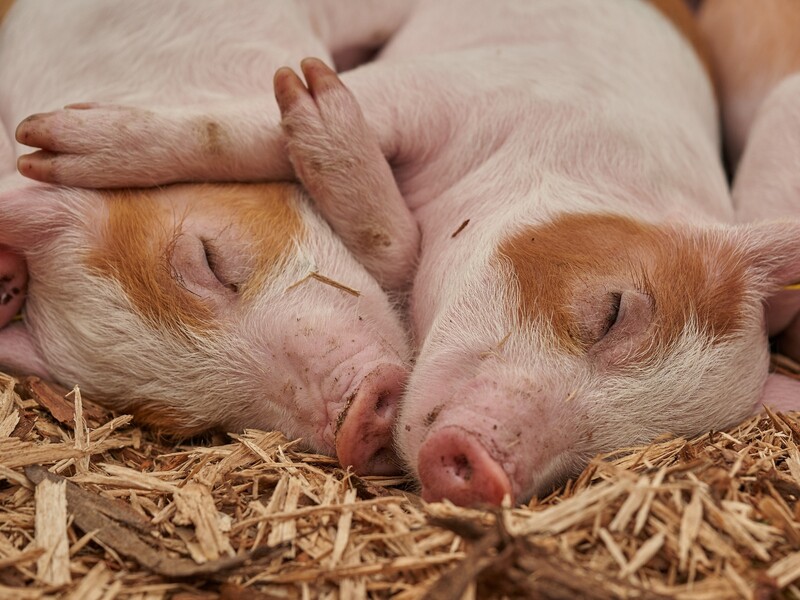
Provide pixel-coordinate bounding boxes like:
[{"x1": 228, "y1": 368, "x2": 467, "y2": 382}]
[
  {"x1": 87, "y1": 183, "x2": 303, "y2": 335},
  {"x1": 497, "y1": 213, "x2": 749, "y2": 358}
]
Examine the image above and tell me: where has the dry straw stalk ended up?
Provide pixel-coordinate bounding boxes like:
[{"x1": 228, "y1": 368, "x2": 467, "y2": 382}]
[{"x1": 1, "y1": 362, "x2": 800, "y2": 599}]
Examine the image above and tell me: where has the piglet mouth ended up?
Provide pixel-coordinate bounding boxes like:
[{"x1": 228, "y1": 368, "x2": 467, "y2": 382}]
[{"x1": 334, "y1": 363, "x2": 407, "y2": 476}]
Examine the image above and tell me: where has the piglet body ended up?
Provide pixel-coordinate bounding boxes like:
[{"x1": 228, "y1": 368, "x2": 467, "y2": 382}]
[
  {"x1": 697, "y1": 0, "x2": 800, "y2": 369},
  {"x1": 16, "y1": 0, "x2": 800, "y2": 505},
  {"x1": 0, "y1": 0, "x2": 419, "y2": 475},
  {"x1": 272, "y1": 0, "x2": 800, "y2": 504}
]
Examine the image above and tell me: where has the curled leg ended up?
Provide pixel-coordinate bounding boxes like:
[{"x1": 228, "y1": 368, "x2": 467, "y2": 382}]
[{"x1": 274, "y1": 58, "x2": 419, "y2": 290}]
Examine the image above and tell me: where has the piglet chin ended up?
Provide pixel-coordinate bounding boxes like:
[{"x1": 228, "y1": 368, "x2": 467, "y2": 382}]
[
  {"x1": 334, "y1": 363, "x2": 407, "y2": 476},
  {"x1": 417, "y1": 426, "x2": 513, "y2": 506}
]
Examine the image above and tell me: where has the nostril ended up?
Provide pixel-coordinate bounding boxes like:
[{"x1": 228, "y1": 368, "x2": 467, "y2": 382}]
[
  {"x1": 449, "y1": 453, "x2": 472, "y2": 482},
  {"x1": 374, "y1": 389, "x2": 394, "y2": 419},
  {"x1": 418, "y1": 426, "x2": 513, "y2": 506}
]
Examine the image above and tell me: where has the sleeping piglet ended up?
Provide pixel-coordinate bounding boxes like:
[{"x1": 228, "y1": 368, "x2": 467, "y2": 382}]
[
  {"x1": 17, "y1": 0, "x2": 800, "y2": 505},
  {"x1": 1, "y1": 0, "x2": 420, "y2": 475},
  {"x1": 697, "y1": 0, "x2": 800, "y2": 364}
]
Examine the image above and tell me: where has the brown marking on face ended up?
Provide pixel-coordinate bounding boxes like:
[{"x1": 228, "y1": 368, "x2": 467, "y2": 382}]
[
  {"x1": 497, "y1": 213, "x2": 748, "y2": 358},
  {"x1": 648, "y1": 0, "x2": 718, "y2": 98},
  {"x1": 87, "y1": 183, "x2": 304, "y2": 333},
  {"x1": 87, "y1": 189, "x2": 213, "y2": 335}
]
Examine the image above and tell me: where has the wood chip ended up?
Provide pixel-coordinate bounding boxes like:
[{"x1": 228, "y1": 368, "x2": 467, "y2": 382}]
[
  {"x1": 174, "y1": 482, "x2": 234, "y2": 561},
  {"x1": 34, "y1": 477, "x2": 71, "y2": 585},
  {"x1": 4, "y1": 367, "x2": 800, "y2": 597},
  {"x1": 678, "y1": 488, "x2": 704, "y2": 572}
]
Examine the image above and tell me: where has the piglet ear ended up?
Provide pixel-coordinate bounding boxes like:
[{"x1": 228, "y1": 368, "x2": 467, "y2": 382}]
[
  {"x1": 0, "y1": 322, "x2": 50, "y2": 378},
  {"x1": 737, "y1": 220, "x2": 800, "y2": 360},
  {"x1": 739, "y1": 220, "x2": 800, "y2": 289},
  {"x1": 0, "y1": 174, "x2": 83, "y2": 330},
  {"x1": 0, "y1": 173, "x2": 73, "y2": 250}
]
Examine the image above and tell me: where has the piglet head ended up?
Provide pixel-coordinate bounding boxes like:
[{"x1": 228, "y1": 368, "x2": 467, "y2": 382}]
[
  {"x1": 0, "y1": 176, "x2": 410, "y2": 475},
  {"x1": 399, "y1": 212, "x2": 800, "y2": 505}
]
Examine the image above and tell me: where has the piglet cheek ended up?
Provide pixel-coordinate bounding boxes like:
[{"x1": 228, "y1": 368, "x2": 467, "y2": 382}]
[{"x1": 590, "y1": 290, "x2": 654, "y2": 367}]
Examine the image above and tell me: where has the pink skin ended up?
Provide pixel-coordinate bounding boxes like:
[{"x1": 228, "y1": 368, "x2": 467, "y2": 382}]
[
  {"x1": 0, "y1": 1, "x2": 422, "y2": 475},
  {"x1": 14, "y1": 0, "x2": 800, "y2": 505},
  {"x1": 758, "y1": 374, "x2": 800, "y2": 413}
]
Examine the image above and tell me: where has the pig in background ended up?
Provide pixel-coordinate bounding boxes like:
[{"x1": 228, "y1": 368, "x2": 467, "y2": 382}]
[
  {"x1": 696, "y1": 0, "x2": 800, "y2": 364},
  {"x1": 16, "y1": 0, "x2": 800, "y2": 506},
  {"x1": 0, "y1": 0, "x2": 420, "y2": 476}
]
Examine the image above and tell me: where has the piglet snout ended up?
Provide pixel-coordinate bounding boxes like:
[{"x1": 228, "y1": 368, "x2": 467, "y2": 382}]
[
  {"x1": 0, "y1": 248, "x2": 27, "y2": 328},
  {"x1": 335, "y1": 363, "x2": 406, "y2": 476},
  {"x1": 418, "y1": 427, "x2": 513, "y2": 506}
]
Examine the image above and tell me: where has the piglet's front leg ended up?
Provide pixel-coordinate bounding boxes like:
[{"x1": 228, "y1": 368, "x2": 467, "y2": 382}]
[
  {"x1": 274, "y1": 59, "x2": 419, "y2": 290},
  {"x1": 16, "y1": 101, "x2": 294, "y2": 188}
]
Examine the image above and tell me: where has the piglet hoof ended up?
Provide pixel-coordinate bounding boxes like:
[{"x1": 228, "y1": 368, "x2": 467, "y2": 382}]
[
  {"x1": 418, "y1": 427, "x2": 513, "y2": 506},
  {"x1": 15, "y1": 104, "x2": 184, "y2": 187},
  {"x1": 0, "y1": 248, "x2": 27, "y2": 328},
  {"x1": 335, "y1": 363, "x2": 407, "y2": 476},
  {"x1": 274, "y1": 59, "x2": 419, "y2": 291}
]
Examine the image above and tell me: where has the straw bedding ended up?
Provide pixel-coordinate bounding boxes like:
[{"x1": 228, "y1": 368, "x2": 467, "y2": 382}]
[{"x1": 2, "y1": 359, "x2": 800, "y2": 599}]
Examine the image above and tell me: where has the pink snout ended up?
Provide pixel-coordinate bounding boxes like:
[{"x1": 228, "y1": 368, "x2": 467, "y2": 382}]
[
  {"x1": 0, "y1": 248, "x2": 27, "y2": 328},
  {"x1": 418, "y1": 427, "x2": 513, "y2": 506},
  {"x1": 335, "y1": 363, "x2": 406, "y2": 476}
]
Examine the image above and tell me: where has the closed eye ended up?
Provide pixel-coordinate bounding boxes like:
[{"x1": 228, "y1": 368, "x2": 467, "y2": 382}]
[
  {"x1": 201, "y1": 239, "x2": 239, "y2": 293},
  {"x1": 601, "y1": 291, "x2": 622, "y2": 338},
  {"x1": 589, "y1": 289, "x2": 655, "y2": 365}
]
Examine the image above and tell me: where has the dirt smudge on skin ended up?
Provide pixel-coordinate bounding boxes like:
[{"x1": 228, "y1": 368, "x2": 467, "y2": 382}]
[
  {"x1": 197, "y1": 120, "x2": 226, "y2": 156},
  {"x1": 335, "y1": 390, "x2": 358, "y2": 438},
  {"x1": 425, "y1": 404, "x2": 444, "y2": 427}
]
